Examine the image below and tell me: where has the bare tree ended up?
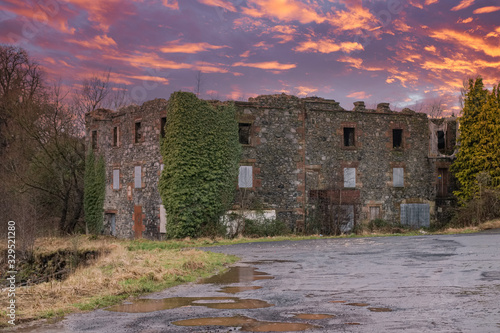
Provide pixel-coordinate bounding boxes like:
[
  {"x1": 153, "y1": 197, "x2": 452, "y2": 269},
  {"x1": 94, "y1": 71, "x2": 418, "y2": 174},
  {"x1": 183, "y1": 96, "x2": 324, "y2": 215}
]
[{"x1": 195, "y1": 70, "x2": 203, "y2": 97}]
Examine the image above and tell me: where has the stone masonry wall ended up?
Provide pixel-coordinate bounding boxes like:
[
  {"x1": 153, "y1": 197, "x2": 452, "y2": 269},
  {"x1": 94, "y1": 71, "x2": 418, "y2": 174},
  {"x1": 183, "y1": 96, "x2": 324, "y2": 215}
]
[{"x1": 86, "y1": 94, "x2": 456, "y2": 239}]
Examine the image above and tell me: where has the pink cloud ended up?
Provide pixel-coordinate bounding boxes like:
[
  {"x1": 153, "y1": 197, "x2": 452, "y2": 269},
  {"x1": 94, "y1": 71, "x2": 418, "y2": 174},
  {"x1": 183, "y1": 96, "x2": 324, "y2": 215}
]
[
  {"x1": 347, "y1": 91, "x2": 372, "y2": 99},
  {"x1": 159, "y1": 40, "x2": 229, "y2": 53},
  {"x1": 232, "y1": 61, "x2": 296, "y2": 71},
  {"x1": 294, "y1": 39, "x2": 363, "y2": 54},
  {"x1": 198, "y1": 0, "x2": 236, "y2": 12},
  {"x1": 451, "y1": 0, "x2": 475, "y2": 11},
  {"x1": 473, "y1": 6, "x2": 500, "y2": 14}
]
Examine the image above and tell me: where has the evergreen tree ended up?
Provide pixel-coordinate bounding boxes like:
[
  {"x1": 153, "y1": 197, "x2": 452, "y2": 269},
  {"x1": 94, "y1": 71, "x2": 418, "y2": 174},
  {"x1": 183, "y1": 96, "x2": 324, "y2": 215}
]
[
  {"x1": 84, "y1": 149, "x2": 106, "y2": 234},
  {"x1": 159, "y1": 92, "x2": 241, "y2": 238},
  {"x1": 452, "y1": 77, "x2": 500, "y2": 203}
]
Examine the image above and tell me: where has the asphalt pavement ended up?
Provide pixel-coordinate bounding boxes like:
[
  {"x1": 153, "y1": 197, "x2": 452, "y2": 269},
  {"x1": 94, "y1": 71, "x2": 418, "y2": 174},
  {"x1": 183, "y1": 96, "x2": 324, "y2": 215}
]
[{"x1": 9, "y1": 230, "x2": 500, "y2": 332}]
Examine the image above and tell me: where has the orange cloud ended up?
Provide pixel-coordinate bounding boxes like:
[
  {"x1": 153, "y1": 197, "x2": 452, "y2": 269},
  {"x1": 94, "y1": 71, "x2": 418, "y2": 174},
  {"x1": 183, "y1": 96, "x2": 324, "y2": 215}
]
[
  {"x1": 430, "y1": 29, "x2": 500, "y2": 57},
  {"x1": 160, "y1": 40, "x2": 228, "y2": 53},
  {"x1": 0, "y1": 2, "x2": 75, "y2": 34},
  {"x1": 457, "y1": 17, "x2": 473, "y2": 23},
  {"x1": 198, "y1": 0, "x2": 236, "y2": 12},
  {"x1": 296, "y1": 86, "x2": 317, "y2": 97},
  {"x1": 424, "y1": 45, "x2": 437, "y2": 53},
  {"x1": 425, "y1": 0, "x2": 439, "y2": 4},
  {"x1": 295, "y1": 40, "x2": 363, "y2": 54},
  {"x1": 63, "y1": 0, "x2": 127, "y2": 32},
  {"x1": 393, "y1": 20, "x2": 412, "y2": 32},
  {"x1": 269, "y1": 25, "x2": 297, "y2": 43},
  {"x1": 338, "y1": 57, "x2": 384, "y2": 71},
  {"x1": 232, "y1": 61, "x2": 296, "y2": 71},
  {"x1": 104, "y1": 51, "x2": 228, "y2": 73},
  {"x1": 240, "y1": 50, "x2": 251, "y2": 58},
  {"x1": 67, "y1": 34, "x2": 117, "y2": 50},
  {"x1": 329, "y1": 2, "x2": 379, "y2": 31},
  {"x1": 386, "y1": 69, "x2": 419, "y2": 88},
  {"x1": 422, "y1": 57, "x2": 500, "y2": 73},
  {"x1": 161, "y1": 0, "x2": 179, "y2": 10},
  {"x1": 253, "y1": 41, "x2": 273, "y2": 50},
  {"x1": 242, "y1": 0, "x2": 327, "y2": 24},
  {"x1": 451, "y1": 0, "x2": 475, "y2": 11},
  {"x1": 473, "y1": 6, "x2": 500, "y2": 14},
  {"x1": 347, "y1": 91, "x2": 372, "y2": 99}
]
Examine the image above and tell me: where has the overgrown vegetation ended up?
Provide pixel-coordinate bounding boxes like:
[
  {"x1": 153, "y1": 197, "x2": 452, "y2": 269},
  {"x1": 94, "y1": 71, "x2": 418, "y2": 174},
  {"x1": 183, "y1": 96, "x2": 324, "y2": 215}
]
[
  {"x1": 83, "y1": 149, "x2": 106, "y2": 234},
  {"x1": 159, "y1": 92, "x2": 241, "y2": 238},
  {"x1": 0, "y1": 236, "x2": 237, "y2": 325}
]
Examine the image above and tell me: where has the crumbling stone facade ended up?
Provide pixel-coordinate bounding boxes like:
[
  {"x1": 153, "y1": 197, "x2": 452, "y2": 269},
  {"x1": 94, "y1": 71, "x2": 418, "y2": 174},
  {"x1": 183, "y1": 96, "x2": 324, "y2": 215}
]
[{"x1": 85, "y1": 94, "x2": 457, "y2": 239}]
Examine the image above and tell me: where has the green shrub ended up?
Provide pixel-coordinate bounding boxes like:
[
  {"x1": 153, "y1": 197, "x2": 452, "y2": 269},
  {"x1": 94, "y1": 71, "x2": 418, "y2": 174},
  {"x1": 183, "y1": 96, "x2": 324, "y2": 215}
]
[{"x1": 243, "y1": 218, "x2": 289, "y2": 237}]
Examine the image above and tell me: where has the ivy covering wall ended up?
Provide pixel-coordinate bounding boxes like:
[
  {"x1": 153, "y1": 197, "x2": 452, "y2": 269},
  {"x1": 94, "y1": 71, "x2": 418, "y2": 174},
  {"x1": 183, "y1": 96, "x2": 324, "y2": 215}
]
[
  {"x1": 159, "y1": 92, "x2": 241, "y2": 238},
  {"x1": 84, "y1": 149, "x2": 106, "y2": 234}
]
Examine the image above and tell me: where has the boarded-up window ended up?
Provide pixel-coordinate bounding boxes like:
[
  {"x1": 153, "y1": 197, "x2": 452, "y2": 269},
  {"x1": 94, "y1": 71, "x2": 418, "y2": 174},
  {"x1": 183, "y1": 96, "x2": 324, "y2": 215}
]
[
  {"x1": 238, "y1": 166, "x2": 253, "y2": 188},
  {"x1": 369, "y1": 206, "x2": 380, "y2": 221},
  {"x1": 159, "y1": 204, "x2": 167, "y2": 233},
  {"x1": 344, "y1": 168, "x2": 356, "y2": 188},
  {"x1": 393, "y1": 168, "x2": 404, "y2": 187},
  {"x1": 393, "y1": 129, "x2": 403, "y2": 148},
  {"x1": 135, "y1": 122, "x2": 142, "y2": 143},
  {"x1": 113, "y1": 127, "x2": 119, "y2": 147},
  {"x1": 400, "y1": 204, "x2": 430, "y2": 228},
  {"x1": 134, "y1": 166, "x2": 142, "y2": 188},
  {"x1": 343, "y1": 127, "x2": 355, "y2": 147},
  {"x1": 112, "y1": 169, "x2": 120, "y2": 190},
  {"x1": 239, "y1": 123, "x2": 251, "y2": 144}
]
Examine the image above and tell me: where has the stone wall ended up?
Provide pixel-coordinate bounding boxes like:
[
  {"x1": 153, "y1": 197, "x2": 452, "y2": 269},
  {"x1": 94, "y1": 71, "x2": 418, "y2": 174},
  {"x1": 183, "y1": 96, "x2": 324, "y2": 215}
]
[{"x1": 85, "y1": 99, "x2": 167, "y2": 239}]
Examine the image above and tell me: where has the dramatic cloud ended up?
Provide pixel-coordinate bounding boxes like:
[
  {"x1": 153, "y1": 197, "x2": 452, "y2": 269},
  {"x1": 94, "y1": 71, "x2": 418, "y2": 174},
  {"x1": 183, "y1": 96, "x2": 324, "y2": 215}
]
[
  {"x1": 294, "y1": 40, "x2": 364, "y2": 54},
  {"x1": 473, "y1": 6, "x2": 500, "y2": 14},
  {"x1": 451, "y1": 0, "x2": 475, "y2": 11},
  {"x1": 160, "y1": 40, "x2": 229, "y2": 53},
  {"x1": 232, "y1": 61, "x2": 296, "y2": 71},
  {"x1": 1, "y1": 0, "x2": 498, "y2": 113}
]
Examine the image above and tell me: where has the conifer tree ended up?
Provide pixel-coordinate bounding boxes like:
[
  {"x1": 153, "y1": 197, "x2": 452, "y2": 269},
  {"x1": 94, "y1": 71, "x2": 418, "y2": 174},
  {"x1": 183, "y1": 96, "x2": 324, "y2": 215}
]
[{"x1": 452, "y1": 77, "x2": 500, "y2": 203}]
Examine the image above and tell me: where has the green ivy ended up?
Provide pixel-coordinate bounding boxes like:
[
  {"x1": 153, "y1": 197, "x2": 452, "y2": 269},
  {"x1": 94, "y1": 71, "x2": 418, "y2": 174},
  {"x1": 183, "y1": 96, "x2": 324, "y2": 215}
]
[
  {"x1": 159, "y1": 92, "x2": 241, "y2": 238},
  {"x1": 84, "y1": 149, "x2": 105, "y2": 234},
  {"x1": 451, "y1": 77, "x2": 500, "y2": 204}
]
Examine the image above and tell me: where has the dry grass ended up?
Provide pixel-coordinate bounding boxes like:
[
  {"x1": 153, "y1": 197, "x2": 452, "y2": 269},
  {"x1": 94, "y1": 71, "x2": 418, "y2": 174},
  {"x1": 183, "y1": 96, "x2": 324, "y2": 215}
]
[
  {"x1": 478, "y1": 219, "x2": 500, "y2": 230},
  {"x1": 0, "y1": 236, "x2": 236, "y2": 325}
]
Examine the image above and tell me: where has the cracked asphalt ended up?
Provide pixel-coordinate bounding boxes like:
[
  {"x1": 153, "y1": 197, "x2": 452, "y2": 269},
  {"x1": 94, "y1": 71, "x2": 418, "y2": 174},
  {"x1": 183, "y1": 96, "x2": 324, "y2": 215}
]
[{"x1": 10, "y1": 230, "x2": 500, "y2": 333}]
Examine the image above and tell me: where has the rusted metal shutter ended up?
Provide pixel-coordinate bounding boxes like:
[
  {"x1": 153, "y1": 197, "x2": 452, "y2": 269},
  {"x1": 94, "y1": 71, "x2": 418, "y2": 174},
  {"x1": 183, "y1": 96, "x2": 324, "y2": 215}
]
[{"x1": 400, "y1": 204, "x2": 430, "y2": 228}]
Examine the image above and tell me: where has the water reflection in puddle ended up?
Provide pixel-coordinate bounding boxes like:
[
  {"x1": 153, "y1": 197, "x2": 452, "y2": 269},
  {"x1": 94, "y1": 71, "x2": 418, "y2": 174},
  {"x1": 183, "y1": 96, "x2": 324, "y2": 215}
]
[
  {"x1": 218, "y1": 286, "x2": 262, "y2": 294},
  {"x1": 173, "y1": 315, "x2": 317, "y2": 332},
  {"x1": 199, "y1": 266, "x2": 274, "y2": 284},
  {"x1": 293, "y1": 313, "x2": 335, "y2": 320},
  {"x1": 345, "y1": 302, "x2": 369, "y2": 307},
  {"x1": 106, "y1": 296, "x2": 272, "y2": 313},
  {"x1": 368, "y1": 307, "x2": 392, "y2": 312}
]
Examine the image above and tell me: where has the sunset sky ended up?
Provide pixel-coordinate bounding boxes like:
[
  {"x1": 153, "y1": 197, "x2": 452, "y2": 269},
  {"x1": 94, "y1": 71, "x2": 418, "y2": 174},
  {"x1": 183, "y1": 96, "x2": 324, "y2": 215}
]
[{"x1": 1, "y1": 0, "x2": 500, "y2": 115}]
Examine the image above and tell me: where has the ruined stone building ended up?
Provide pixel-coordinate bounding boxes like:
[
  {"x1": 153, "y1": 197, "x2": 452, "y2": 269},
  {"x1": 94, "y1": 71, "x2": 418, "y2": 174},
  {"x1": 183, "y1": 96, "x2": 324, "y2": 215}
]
[{"x1": 85, "y1": 94, "x2": 457, "y2": 239}]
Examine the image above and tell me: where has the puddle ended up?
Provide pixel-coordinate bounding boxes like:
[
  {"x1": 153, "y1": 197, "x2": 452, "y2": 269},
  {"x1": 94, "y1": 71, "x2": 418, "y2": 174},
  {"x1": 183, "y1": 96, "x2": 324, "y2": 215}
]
[
  {"x1": 243, "y1": 260, "x2": 297, "y2": 265},
  {"x1": 173, "y1": 315, "x2": 317, "y2": 332},
  {"x1": 368, "y1": 307, "x2": 392, "y2": 312},
  {"x1": 106, "y1": 296, "x2": 272, "y2": 313},
  {"x1": 293, "y1": 313, "x2": 335, "y2": 320},
  {"x1": 218, "y1": 286, "x2": 262, "y2": 294},
  {"x1": 345, "y1": 303, "x2": 369, "y2": 307},
  {"x1": 199, "y1": 266, "x2": 274, "y2": 284}
]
